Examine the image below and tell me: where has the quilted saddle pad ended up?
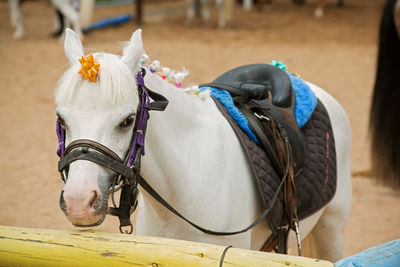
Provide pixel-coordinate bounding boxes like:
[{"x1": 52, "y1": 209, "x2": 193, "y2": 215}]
[{"x1": 213, "y1": 98, "x2": 337, "y2": 232}]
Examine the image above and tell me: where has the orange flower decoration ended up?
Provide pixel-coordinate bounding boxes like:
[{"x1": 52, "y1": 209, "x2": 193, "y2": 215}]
[{"x1": 78, "y1": 54, "x2": 100, "y2": 82}]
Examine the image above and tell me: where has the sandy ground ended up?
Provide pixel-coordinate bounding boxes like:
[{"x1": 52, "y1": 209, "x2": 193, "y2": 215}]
[{"x1": 0, "y1": 0, "x2": 399, "y2": 259}]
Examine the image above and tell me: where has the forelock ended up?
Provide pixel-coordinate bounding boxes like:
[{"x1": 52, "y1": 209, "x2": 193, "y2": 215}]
[{"x1": 55, "y1": 52, "x2": 139, "y2": 107}]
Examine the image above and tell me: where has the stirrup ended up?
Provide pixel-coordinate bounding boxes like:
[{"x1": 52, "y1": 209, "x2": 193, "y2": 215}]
[{"x1": 294, "y1": 220, "x2": 302, "y2": 256}]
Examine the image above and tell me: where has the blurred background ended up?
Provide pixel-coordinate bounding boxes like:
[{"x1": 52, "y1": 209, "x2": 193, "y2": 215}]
[{"x1": 0, "y1": 0, "x2": 399, "y2": 258}]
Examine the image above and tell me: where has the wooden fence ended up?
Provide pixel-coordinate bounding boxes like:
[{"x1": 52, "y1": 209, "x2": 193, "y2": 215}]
[{"x1": 0, "y1": 225, "x2": 333, "y2": 266}]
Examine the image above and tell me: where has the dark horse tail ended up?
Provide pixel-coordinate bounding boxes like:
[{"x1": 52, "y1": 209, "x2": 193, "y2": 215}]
[{"x1": 370, "y1": 0, "x2": 400, "y2": 188}]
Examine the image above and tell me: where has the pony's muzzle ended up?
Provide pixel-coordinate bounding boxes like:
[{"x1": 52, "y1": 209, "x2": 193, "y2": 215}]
[{"x1": 59, "y1": 188, "x2": 103, "y2": 226}]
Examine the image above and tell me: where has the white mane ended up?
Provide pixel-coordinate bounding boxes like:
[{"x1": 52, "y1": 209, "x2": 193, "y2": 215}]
[
  {"x1": 143, "y1": 55, "x2": 209, "y2": 98},
  {"x1": 55, "y1": 52, "x2": 138, "y2": 107}
]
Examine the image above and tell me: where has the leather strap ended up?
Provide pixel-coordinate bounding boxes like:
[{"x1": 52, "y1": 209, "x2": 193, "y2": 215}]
[
  {"x1": 219, "y1": 245, "x2": 233, "y2": 267},
  {"x1": 108, "y1": 183, "x2": 139, "y2": 233},
  {"x1": 239, "y1": 103, "x2": 284, "y2": 177},
  {"x1": 58, "y1": 147, "x2": 137, "y2": 181},
  {"x1": 65, "y1": 139, "x2": 122, "y2": 161},
  {"x1": 277, "y1": 227, "x2": 289, "y2": 253}
]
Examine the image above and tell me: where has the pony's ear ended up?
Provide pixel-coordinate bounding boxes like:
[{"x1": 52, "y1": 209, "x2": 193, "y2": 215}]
[
  {"x1": 64, "y1": 28, "x2": 84, "y2": 66},
  {"x1": 121, "y1": 29, "x2": 144, "y2": 71}
]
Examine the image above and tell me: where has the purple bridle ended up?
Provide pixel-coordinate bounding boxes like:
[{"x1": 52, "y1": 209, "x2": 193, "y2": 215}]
[
  {"x1": 125, "y1": 71, "x2": 149, "y2": 167},
  {"x1": 56, "y1": 68, "x2": 168, "y2": 233},
  {"x1": 57, "y1": 70, "x2": 151, "y2": 163},
  {"x1": 56, "y1": 119, "x2": 65, "y2": 158}
]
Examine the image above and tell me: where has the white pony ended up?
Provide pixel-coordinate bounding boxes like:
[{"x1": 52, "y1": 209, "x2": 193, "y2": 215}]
[{"x1": 55, "y1": 28, "x2": 352, "y2": 262}]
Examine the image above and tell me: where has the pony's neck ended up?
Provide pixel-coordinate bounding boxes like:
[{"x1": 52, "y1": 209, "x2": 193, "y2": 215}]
[
  {"x1": 143, "y1": 71, "x2": 213, "y2": 130},
  {"x1": 141, "y1": 69, "x2": 213, "y2": 178},
  {"x1": 139, "y1": 71, "x2": 216, "y2": 230},
  {"x1": 136, "y1": 70, "x2": 265, "y2": 246},
  {"x1": 144, "y1": 70, "x2": 203, "y2": 108}
]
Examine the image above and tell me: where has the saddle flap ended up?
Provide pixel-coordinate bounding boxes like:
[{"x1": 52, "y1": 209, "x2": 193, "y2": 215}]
[
  {"x1": 241, "y1": 98, "x2": 305, "y2": 176},
  {"x1": 252, "y1": 98, "x2": 305, "y2": 174}
]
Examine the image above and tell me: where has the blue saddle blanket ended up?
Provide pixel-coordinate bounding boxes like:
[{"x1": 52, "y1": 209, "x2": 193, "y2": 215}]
[{"x1": 199, "y1": 73, "x2": 317, "y2": 143}]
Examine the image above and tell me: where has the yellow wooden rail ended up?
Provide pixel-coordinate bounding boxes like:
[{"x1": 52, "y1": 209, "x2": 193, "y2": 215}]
[{"x1": 0, "y1": 225, "x2": 333, "y2": 266}]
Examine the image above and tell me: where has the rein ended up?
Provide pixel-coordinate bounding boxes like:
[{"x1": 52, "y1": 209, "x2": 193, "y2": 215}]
[{"x1": 56, "y1": 68, "x2": 294, "y2": 248}]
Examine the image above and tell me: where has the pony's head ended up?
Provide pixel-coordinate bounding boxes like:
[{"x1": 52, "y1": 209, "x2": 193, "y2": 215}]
[{"x1": 55, "y1": 29, "x2": 144, "y2": 227}]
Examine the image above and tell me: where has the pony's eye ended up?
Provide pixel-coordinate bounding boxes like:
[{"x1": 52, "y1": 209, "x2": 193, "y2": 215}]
[{"x1": 119, "y1": 117, "x2": 134, "y2": 129}]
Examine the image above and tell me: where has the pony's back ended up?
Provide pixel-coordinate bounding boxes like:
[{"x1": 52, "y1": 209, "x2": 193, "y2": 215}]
[{"x1": 370, "y1": 0, "x2": 400, "y2": 189}]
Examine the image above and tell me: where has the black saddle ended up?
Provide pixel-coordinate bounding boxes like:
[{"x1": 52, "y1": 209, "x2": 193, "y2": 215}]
[
  {"x1": 201, "y1": 64, "x2": 304, "y2": 176},
  {"x1": 205, "y1": 64, "x2": 293, "y2": 107}
]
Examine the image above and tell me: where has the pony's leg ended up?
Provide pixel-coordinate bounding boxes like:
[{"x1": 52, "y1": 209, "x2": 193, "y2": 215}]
[
  {"x1": 216, "y1": 0, "x2": 225, "y2": 29},
  {"x1": 185, "y1": 0, "x2": 195, "y2": 27},
  {"x1": 314, "y1": 0, "x2": 325, "y2": 18},
  {"x1": 310, "y1": 146, "x2": 351, "y2": 261},
  {"x1": 200, "y1": 0, "x2": 210, "y2": 27},
  {"x1": 310, "y1": 201, "x2": 349, "y2": 261},
  {"x1": 51, "y1": 0, "x2": 83, "y2": 39},
  {"x1": 310, "y1": 162, "x2": 351, "y2": 261},
  {"x1": 9, "y1": 0, "x2": 24, "y2": 39}
]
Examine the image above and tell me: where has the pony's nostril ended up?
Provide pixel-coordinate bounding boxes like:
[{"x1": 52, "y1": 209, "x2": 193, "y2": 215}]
[
  {"x1": 59, "y1": 190, "x2": 67, "y2": 212},
  {"x1": 89, "y1": 190, "x2": 100, "y2": 208}
]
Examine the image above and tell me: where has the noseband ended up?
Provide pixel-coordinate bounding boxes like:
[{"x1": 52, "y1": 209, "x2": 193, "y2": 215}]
[{"x1": 56, "y1": 68, "x2": 169, "y2": 233}]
